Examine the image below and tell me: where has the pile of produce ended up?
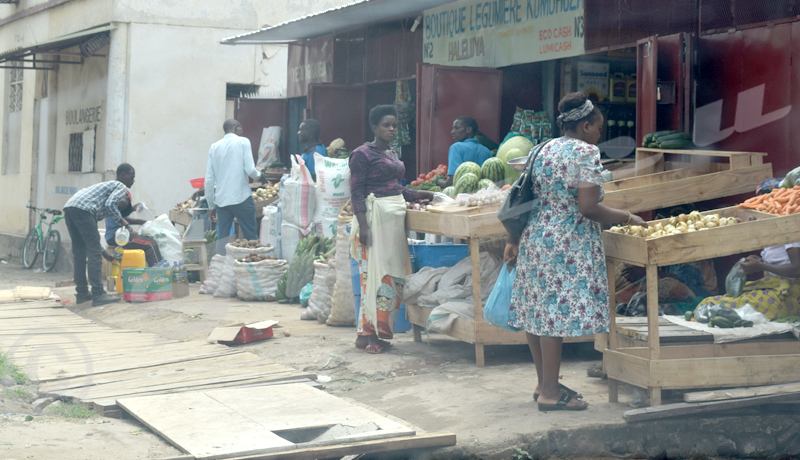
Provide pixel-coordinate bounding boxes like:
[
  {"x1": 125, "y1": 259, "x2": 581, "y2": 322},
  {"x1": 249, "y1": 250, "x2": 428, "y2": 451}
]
[
  {"x1": 406, "y1": 198, "x2": 432, "y2": 211},
  {"x1": 608, "y1": 211, "x2": 745, "y2": 238},
  {"x1": 409, "y1": 165, "x2": 447, "y2": 190},
  {"x1": 738, "y1": 185, "x2": 800, "y2": 215},
  {"x1": 480, "y1": 157, "x2": 506, "y2": 186},
  {"x1": 230, "y1": 239, "x2": 271, "y2": 249},
  {"x1": 642, "y1": 130, "x2": 694, "y2": 150},
  {"x1": 204, "y1": 230, "x2": 217, "y2": 244},
  {"x1": 236, "y1": 253, "x2": 279, "y2": 263},
  {"x1": 688, "y1": 305, "x2": 753, "y2": 328},
  {"x1": 453, "y1": 162, "x2": 482, "y2": 194},
  {"x1": 173, "y1": 198, "x2": 196, "y2": 212},
  {"x1": 252, "y1": 183, "x2": 279, "y2": 203},
  {"x1": 327, "y1": 138, "x2": 350, "y2": 159},
  {"x1": 275, "y1": 234, "x2": 336, "y2": 303},
  {"x1": 496, "y1": 136, "x2": 534, "y2": 184},
  {"x1": 339, "y1": 200, "x2": 354, "y2": 219},
  {"x1": 456, "y1": 187, "x2": 507, "y2": 207}
]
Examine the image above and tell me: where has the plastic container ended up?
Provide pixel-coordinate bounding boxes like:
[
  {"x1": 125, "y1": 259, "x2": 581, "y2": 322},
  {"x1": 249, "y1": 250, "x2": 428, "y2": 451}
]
[
  {"x1": 354, "y1": 294, "x2": 361, "y2": 321},
  {"x1": 189, "y1": 177, "x2": 205, "y2": 189},
  {"x1": 350, "y1": 258, "x2": 361, "y2": 295},
  {"x1": 408, "y1": 242, "x2": 469, "y2": 273},
  {"x1": 115, "y1": 249, "x2": 147, "y2": 294},
  {"x1": 395, "y1": 303, "x2": 411, "y2": 333}
]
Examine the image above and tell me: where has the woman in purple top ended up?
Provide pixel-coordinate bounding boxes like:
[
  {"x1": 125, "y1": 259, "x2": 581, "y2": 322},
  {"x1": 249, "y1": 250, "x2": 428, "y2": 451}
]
[{"x1": 349, "y1": 105, "x2": 434, "y2": 354}]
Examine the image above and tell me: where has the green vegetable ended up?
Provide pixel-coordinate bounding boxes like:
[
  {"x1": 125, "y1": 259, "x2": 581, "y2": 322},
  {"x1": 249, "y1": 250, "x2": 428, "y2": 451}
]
[
  {"x1": 655, "y1": 132, "x2": 693, "y2": 143},
  {"x1": 658, "y1": 140, "x2": 694, "y2": 150},
  {"x1": 733, "y1": 319, "x2": 744, "y2": 327},
  {"x1": 650, "y1": 130, "x2": 681, "y2": 140},
  {"x1": 773, "y1": 316, "x2": 800, "y2": 323},
  {"x1": 713, "y1": 316, "x2": 734, "y2": 328},
  {"x1": 684, "y1": 311, "x2": 693, "y2": 321},
  {"x1": 742, "y1": 320, "x2": 754, "y2": 328}
]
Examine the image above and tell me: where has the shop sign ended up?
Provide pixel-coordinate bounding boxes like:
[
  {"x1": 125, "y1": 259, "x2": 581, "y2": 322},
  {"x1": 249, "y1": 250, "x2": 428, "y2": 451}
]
[
  {"x1": 287, "y1": 35, "x2": 334, "y2": 98},
  {"x1": 423, "y1": 0, "x2": 584, "y2": 68}
]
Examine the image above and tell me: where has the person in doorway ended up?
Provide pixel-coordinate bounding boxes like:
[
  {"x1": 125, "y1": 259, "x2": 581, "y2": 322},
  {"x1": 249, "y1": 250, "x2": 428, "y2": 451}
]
[
  {"x1": 504, "y1": 92, "x2": 647, "y2": 411},
  {"x1": 349, "y1": 105, "x2": 434, "y2": 354},
  {"x1": 205, "y1": 118, "x2": 267, "y2": 255},
  {"x1": 63, "y1": 168, "x2": 136, "y2": 307},
  {"x1": 437, "y1": 116, "x2": 492, "y2": 188},
  {"x1": 103, "y1": 166, "x2": 161, "y2": 267},
  {"x1": 297, "y1": 119, "x2": 327, "y2": 179}
]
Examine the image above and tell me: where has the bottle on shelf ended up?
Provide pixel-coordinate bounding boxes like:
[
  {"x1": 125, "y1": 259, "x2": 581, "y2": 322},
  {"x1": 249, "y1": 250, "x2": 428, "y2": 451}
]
[{"x1": 607, "y1": 119, "x2": 617, "y2": 142}]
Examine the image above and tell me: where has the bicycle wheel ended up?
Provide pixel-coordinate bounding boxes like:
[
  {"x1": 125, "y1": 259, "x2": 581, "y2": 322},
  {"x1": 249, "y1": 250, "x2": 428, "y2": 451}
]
[
  {"x1": 22, "y1": 228, "x2": 39, "y2": 269},
  {"x1": 42, "y1": 230, "x2": 61, "y2": 272}
]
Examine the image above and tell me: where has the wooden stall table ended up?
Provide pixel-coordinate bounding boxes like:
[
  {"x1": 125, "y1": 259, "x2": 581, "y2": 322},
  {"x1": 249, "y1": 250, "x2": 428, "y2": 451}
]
[
  {"x1": 404, "y1": 205, "x2": 595, "y2": 368},
  {"x1": 601, "y1": 207, "x2": 800, "y2": 406}
]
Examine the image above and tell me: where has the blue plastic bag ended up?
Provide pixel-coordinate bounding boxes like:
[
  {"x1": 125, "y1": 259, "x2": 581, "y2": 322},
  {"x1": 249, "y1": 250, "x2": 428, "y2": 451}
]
[
  {"x1": 299, "y1": 283, "x2": 314, "y2": 307},
  {"x1": 483, "y1": 263, "x2": 522, "y2": 332}
]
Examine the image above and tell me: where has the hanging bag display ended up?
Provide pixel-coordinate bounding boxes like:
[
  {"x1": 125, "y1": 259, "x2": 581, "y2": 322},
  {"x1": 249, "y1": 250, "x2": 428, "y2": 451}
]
[{"x1": 497, "y1": 139, "x2": 555, "y2": 239}]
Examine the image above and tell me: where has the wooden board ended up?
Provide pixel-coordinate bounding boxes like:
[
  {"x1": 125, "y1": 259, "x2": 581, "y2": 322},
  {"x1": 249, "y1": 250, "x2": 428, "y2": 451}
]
[
  {"x1": 683, "y1": 382, "x2": 800, "y2": 402},
  {"x1": 117, "y1": 384, "x2": 424, "y2": 460},
  {"x1": 427, "y1": 203, "x2": 501, "y2": 215},
  {"x1": 624, "y1": 392, "x2": 800, "y2": 422}
]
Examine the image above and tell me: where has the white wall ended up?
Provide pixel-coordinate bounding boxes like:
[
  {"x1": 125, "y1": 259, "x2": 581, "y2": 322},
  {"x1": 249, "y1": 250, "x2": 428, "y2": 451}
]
[{"x1": 123, "y1": 22, "x2": 263, "y2": 216}]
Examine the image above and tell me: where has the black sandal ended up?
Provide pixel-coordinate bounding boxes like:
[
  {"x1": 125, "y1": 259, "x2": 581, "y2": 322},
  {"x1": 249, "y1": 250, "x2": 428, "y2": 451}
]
[
  {"x1": 533, "y1": 383, "x2": 582, "y2": 401},
  {"x1": 537, "y1": 389, "x2": 589, "y2": 411}
]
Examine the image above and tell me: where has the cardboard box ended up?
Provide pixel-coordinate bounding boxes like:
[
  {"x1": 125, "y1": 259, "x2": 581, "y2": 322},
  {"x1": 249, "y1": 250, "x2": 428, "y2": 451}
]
[
  {"x1": 207, "y1": 320, "x2": 278, "y2": 345},
  {"x1": 122, "y1": 268, "x2": 172, "y2": 302}
]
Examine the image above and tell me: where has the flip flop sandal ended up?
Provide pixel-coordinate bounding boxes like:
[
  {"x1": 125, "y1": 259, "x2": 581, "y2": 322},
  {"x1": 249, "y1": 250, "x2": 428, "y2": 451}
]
[
  {"x1": 534, "y1": 384, "x2": 583, "y2": 401},
  {"x1": 365, "y1": 344, "x2": 382, "y2": 354},
  {"x1": 356, "y1": 340, "x2": 393, "y2": 350},
  {"x1": 537, "y1": 389, "x2": 589, "y2": 412}
]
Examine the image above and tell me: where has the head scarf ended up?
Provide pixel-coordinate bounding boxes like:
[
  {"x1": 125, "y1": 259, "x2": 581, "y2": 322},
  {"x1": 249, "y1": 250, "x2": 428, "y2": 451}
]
[{"x1": 556, "y1": 100, "x2": 595, "y2": 126}]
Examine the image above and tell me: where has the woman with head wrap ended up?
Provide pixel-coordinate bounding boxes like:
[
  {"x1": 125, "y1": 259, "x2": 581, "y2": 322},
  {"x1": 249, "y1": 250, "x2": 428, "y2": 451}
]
[{"x1": 504, "y1": 92, "x2": 647, "y2": 411}]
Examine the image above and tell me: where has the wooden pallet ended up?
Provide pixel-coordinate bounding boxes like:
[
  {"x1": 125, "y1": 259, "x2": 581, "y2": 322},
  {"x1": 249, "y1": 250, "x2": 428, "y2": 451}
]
[{"x1": 0, "y1": 299, "x2": 313, "y2": 416}]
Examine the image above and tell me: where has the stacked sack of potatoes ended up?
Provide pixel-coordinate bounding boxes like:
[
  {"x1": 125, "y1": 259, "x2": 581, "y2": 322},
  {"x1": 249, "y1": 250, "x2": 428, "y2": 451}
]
[
  {"x1": 326, "y1": 200, "x2": 357, "y2": 327},
  {"x1": 215, "y1": 240, "x2": 274, "y2": 298}
]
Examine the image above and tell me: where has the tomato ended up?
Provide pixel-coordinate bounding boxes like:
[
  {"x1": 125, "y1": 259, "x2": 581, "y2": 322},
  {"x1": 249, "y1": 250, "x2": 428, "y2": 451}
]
[{"x1": 411, "y1": 180, "x2": 418, "y2": 186}]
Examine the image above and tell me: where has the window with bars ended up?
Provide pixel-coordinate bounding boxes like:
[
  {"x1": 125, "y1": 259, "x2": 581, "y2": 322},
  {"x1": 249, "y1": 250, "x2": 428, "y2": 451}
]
[
  {"x1": 68, "y1": 133, "x2": 83, "y2": 172},
  {"x1": 9, "y1": 68, "x2": 22, "y2": 112}
]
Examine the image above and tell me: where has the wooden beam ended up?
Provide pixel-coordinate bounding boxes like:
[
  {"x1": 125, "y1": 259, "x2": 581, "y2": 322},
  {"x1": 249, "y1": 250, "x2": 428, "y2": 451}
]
[
  {"x1": 684, "y1": 382, "x2": 800, "y2": 402},
  {"x1": 623, "y1": 392, "x2": 800, "y2": 422}
]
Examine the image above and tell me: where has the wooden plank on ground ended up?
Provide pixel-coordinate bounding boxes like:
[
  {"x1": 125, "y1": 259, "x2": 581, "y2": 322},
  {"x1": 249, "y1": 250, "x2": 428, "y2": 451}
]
[
  {"x1": 118, "y1": 384, "x2": 421, "y2": 459},
  {"x1": 683, "y1": 382, "x2": 800, "y2": 403},
  {"x1": 225, "y1": 432, "x2": 457, "y2": 460},
  {"x1": 624, "y1": 392, "x2": 800, "y2": 422}
]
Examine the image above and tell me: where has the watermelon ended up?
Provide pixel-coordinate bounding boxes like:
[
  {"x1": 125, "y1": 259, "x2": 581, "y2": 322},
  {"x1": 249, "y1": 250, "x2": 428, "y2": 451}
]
[
  {"x1": 480, "y1": 157, "x2": 505, "y2": 184},
  {"x1": 442, "y1": 186, "x2": 457, "y2": 198},
  {"x1": 455, "y1": 173, "x2": 479, "y2": 194},
  {"x1": 497, "y1": 136, "x2": 533, "y2": 184},
  {"x1": 453, "y1": 162, "x2": 481, "y2": 187},
  {"x1": 502, "y1": 148, "x2": 527, "y2": 183},
  {"x1": 478, "y1": 179, "x2": 494, "y2": 190}
]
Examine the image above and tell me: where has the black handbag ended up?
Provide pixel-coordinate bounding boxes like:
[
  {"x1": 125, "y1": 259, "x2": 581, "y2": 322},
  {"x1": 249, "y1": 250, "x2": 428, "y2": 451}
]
[{"x1": 497, "y1": 139, "x2": 555, "y2": 239}]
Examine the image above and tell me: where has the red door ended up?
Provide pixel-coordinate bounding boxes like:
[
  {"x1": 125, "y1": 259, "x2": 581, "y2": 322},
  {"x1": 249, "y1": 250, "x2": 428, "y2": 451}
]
[
  {"x1": 233, "y1": 98, "x2": 288, "y2": 164},
  {"x1": 416, "y1": 64, "x2": 503, "y2": 175},
  {"x1": 636, "y1": 36, "x2": 658, "y2": 145},
  {"x1": 656, "y1": 33, "x2": 694, "y2": 133},
  {"x1": 307, "y1": 84, "x2": 366, "y2": 153}
]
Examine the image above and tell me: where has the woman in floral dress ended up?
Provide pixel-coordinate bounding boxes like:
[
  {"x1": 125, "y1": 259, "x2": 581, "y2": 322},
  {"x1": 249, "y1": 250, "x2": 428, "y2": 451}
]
[{"x1": 504, "y1": 92, "x2": 647, "y2": 411}]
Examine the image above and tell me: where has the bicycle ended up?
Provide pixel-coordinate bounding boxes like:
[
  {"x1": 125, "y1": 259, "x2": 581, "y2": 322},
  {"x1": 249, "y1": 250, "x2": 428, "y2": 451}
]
[{"x1": 23, "y1": 203, "x2": 63, "y2": 272}]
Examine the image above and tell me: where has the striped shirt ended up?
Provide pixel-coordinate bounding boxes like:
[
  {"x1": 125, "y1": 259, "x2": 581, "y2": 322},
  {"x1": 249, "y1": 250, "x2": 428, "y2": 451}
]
[{"x1": 64, "y1": 181, "x2": 128, "y2": 222}]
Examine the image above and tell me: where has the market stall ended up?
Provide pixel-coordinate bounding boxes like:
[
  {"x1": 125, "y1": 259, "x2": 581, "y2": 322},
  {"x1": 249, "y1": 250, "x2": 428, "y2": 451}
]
[
  {"x1": 405, "y1": 149, "x2": 772, "y2": 367},
  {"x1": 601, "y1": 207, "x2": 800, "y2": 406}
]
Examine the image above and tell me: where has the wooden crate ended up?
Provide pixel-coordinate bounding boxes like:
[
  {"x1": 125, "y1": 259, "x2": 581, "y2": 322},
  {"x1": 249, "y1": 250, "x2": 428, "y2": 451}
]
[
  {"x1": 168, "y1": 209, "x2": 192, "y2": 228},
  {"x1": 601, "y1": 207, "x2": 800, "y2": 405},
  {"x1": 603, "y1": 149, "x2": 771, "y2": 213}
]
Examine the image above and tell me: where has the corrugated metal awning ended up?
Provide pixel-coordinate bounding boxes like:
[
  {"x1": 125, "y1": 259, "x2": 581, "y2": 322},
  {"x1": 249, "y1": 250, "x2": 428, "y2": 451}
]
[
  {"x1": 0, "y1": 25, "x2": 115, "y2": 66},
  {"x1": 221, "y1": 0, "x2": 454, "y2": 45}
]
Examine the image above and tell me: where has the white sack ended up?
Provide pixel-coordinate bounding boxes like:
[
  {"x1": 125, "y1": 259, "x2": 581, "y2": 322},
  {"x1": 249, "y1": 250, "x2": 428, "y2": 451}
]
[
  {"x1": 260, "y1": 206, "x2": 282, "y2": 258},
  {"x1": 281, "y1": 155, "x2": 316, "y2": 228},
  {"x1": 280, "y1": 221, "x2": 313, "y2": 265},
  {"x1": 199, "y1": 254, "x2": 226, "y2": 295},
  {"x1": 327, "y1": 219, "x2": 356, "y2": 327},
  {"x1": 234, "y1": 258, "x2": 289, "y2": 301},
  {"x1": 312, "y1": 153, "x2": 351, "y2": 222},
  {"x1": 256, "y1": 126, "x2": 281, "y2": 169},
  {"x1": 214, "y1": 243, "x2": 274, "y2": 298}
]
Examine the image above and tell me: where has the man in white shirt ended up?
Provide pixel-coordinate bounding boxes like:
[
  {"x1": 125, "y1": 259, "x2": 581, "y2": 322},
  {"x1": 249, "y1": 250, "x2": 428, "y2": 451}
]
[{"x1": 205, "y1": 119, "x2": 266, "y2": 255}]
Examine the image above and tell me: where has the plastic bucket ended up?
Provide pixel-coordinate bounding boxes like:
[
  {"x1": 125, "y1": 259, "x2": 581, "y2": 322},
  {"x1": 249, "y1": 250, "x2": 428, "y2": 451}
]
[
  {"x1": 189, "y1": 177, "x2": 205, "y2": 188},
  {"x1": 395, "y1": 304, "x2": 411, "y2": 333}
]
